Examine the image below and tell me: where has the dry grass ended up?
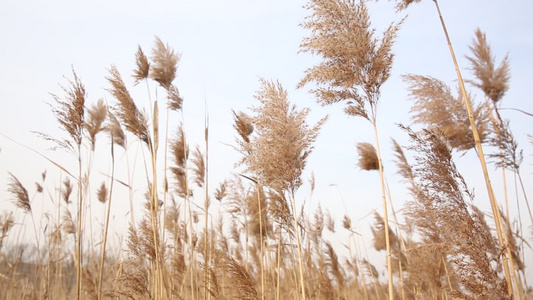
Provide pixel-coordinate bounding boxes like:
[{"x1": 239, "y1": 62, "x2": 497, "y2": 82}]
[{"x1": 1, "y1": 4, "x2": 532, "y2": 300}]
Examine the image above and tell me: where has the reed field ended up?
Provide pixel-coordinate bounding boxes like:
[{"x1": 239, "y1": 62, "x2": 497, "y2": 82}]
[{"x1": 1, "y1": 0, "x2": 533, "y2": 299}]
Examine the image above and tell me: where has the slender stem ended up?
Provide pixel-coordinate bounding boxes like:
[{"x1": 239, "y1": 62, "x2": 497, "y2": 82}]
[
  {"x1": 517, "y1": 171, "x2": 533, "y2": 225},
  {"x1": 371, "y1": 119, "x2": 394, "y2": 300},
  {"x1": 256, "y1": 186, "x2": 265, "y2": 300},
  {"x1": 204, "y1": 110, "x2": 210, "y2": 300},
  {"x1": 98, "y1": 136, "x2": 115, "y2": 300},
  {"x1": 276, "y1": 226, "x2": 282, "y2": 300},
  {"x1": 432, "y1": 0, "x2": 513, "y2": 296},
  {"x1": 290, "y1": 190, "x2": 306, "y2": 300},
  {"x1": 76, "y1": 144, "x2": 83, "y2": 300}
]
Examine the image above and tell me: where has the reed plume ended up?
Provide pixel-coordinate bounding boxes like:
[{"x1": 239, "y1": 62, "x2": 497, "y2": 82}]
[
  {"x1": 7, "y1": 173, "x2": 31, "y2": 214},
  {"x1": 107, "y1": 65, "x2": 151, "y2": 146},
  {"x1": 133, "y1": 46, "x2": 150, "y2": 85},
  {"x1": 85, "y1": 99, "x2": 107, "y2": 151},
  {"x1": 191, "y1": 146, "x2": 205, "y2": 188},
  {"x1": 62, "y1": 177, "x2": 73, "y2": 205},
  {"x1": 106, "y1": 112, "x2": 126, "y2": 149},
  {"x1": 403, "y1": 74, "x2": 492, "y2": 152},
  {"x1": 150, "y1": 37, "x2": 183, "y2": 111},
  {"x1": 170, "y1": 125, "x2": 191, "y2": 199},
  {"x1": 50, "y1": 68, "x2": 86, "y2": 150},
  {"x1": 466, "y1": 28, "x2": 510, "y2": 105},
  {"x1": 400, "y1": 125, "x2": 510, "y2": 299},
  {"x1": 213, "y1": 250, "x2": 258, "y2": 300},
  {"x1": 356, "y1": 143, "x2": 379, "y2": 171},
  {"x1": 0, "y1": 212, "x2": 14, "y2": 250},
  {"x1": 391, "y1": 0, "x2": 421, "y2": 12},
  {"x1": 96, "y1": 181, "x2": 108, "y2": 204},
  {"x1": 233, "y1": 111, "x2": 254, "y2": 145},
  {"x1": 151, "y1": 37, "x2": 180, "y2": 90},
  {"x1": 243, "y1": 78, "x2": 326, "y2": 194}
]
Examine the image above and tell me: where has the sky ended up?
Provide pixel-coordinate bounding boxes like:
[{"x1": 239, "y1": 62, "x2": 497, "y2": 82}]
[{"x1": 1, "y1": 0, "x2": 533, "y2": 282}]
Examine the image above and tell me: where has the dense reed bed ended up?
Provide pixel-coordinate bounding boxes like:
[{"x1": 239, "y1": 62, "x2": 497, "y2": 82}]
[{"x1": 1, "y1": 1, "x2": 532, "y2": 299}]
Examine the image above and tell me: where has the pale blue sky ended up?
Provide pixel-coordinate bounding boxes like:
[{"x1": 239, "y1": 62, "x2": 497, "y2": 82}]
[{"x1": 1, "y1": 0, "x2": 532, "y2": 281}]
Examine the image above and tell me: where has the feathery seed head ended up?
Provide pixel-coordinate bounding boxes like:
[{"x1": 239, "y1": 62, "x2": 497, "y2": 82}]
[
  {"x1": 8, "y1": 173, "x2": 31, "y2": 214},
  {"x1": 133, "y1": 46, "x2": 150, "y2": 85},
  {"x1": 85, "y1": 99, "x2": 107, "y2": 150},
  {"x1": 62, "y1": 177, "x2": 73, "y2": 204},
  {"x1": 356, "y1": 142, "x2": 379, "y2": 171},
  {"x1": 300, "y1": 0, "x2": 403, "y2": 120},
  {"x1": 243, "y1": 78, "x2": 327, "y2": 193},
  {"x1": 467, "y1": 28, "x2": 510, "y2": 103},
  {"x1": 97, "y1": 181, "x2": 108, "y2": 204},
  {"x1": 51, "y1": 68, "x2": 86, "y2": 148},
  {"x1": 107, "y1": 65, "x2": 151, "y2": 146},
  {"x1": 106, "y1": 112, "x2": 127, "y2": 149},
  {"x1": 151, "y1": 36, "x2": 181, "y2": 89}
]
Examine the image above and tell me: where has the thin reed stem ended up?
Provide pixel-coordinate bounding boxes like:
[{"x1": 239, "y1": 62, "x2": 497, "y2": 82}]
[
  {"x1": 204, "y1": 108, "x2": 210, "y2": 300},
  {"x1": 290, "y1": 190, "x2": 306, "y2": 300},
  {"x1": 371, "y1": 119, "x2": 394, "y2": 300},
  {"x1": 76, "y1": 144, "x2": 83, "y2": 300},
  {"x1": 97, "y1": 133, "x2": 115, "y2": 300}
]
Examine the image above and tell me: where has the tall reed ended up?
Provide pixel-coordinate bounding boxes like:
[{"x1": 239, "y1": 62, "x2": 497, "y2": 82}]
[{"x1": 299, "y1": 1, "x2": 403, "y2": 298}]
